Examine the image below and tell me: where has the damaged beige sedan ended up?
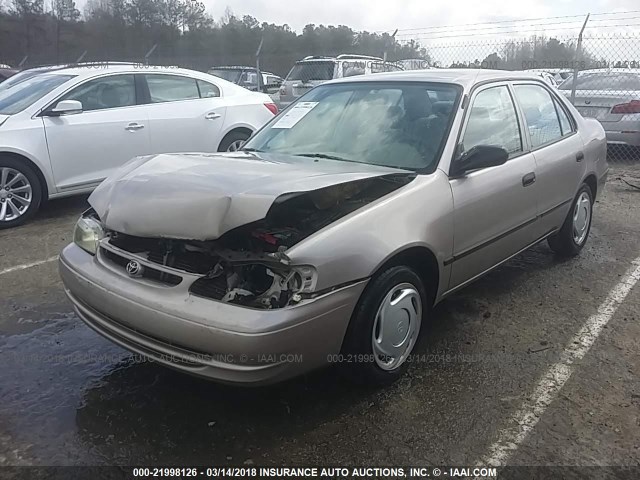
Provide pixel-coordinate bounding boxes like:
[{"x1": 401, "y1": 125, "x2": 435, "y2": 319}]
[{"x1": 59, "y1": 70, "x2": 608, "y2": 385}]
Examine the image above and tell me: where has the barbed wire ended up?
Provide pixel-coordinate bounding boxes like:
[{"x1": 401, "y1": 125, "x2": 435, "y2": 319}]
[{"x1": 382, "y1": 10, "x2": 640, "y2": 35}]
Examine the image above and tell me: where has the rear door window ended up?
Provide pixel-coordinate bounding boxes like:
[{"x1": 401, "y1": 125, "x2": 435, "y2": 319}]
[
  {"x1": 513, "y1": 84, "x2": 563, "y2": 148},
  {"x1": 144, "y1": 75, "x2": 200, "y2": 103},
  {"x1": 197, "y1": 80, "x2": 220, "y2": 98}
]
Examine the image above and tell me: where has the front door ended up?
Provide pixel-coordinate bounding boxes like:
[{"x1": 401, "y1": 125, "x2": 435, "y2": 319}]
[
  {"x1": 449, "y1": 83, "x2": 539, "y2": 289},
  {"x1": 44, "y1": 73, "x2": 150, "y2": 190}
]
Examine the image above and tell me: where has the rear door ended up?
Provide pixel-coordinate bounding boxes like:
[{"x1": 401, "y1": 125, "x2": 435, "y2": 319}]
[
  {"x1": 43, "y1": 73, "x2": 150, "y2": 190},
  {"x1": 140, "y1": 73, "x2": 227, "y2": 154},
  {"x1": 448, "y1": 83, "x2": 539, "y2": 289},
  {"x1": 512, "y1": 82, "x2": 585, "y2": 234}
]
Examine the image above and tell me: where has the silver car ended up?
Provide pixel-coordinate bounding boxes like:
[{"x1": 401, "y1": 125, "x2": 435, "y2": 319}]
[
  {"x1": 59, "y1": 69, "x2": 608, "y2": 386},
  {"x1": 559, "y1": 69, "x2": 640, "y2": 147},
  {"x1": 278, "y1": 54, "x2": 403, "y2": 108}
]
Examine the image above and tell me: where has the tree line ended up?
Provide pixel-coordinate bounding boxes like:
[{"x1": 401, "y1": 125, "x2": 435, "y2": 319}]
[
  {"x1": 0, "y1": 0, "x2": 427, "y2": 76},
  {"x1": 0, "y1": 0, "x2": 598, "y2": 77}
]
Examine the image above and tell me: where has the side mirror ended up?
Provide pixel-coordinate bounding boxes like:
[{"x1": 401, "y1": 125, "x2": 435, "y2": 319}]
[
  {"x1": 451, "y1": 145, "x2": 509, "y2": 177},
  {"x1": 48, "y1": 100, "x2": 83, "y2": 116}
]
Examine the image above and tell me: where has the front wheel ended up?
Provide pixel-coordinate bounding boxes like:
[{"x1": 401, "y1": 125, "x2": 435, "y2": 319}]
[
  {"x1": 341, "y1": 265, "x2": 427, "y2": 386},
  {"x1": 0, "y1": 158, "x2": 43, "y2": 229},
  {"x1": 547, "y1": 183, "x2": 594, "y2": 257}
]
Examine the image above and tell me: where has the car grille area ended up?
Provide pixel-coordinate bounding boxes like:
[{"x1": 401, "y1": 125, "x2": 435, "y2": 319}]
[
  {"x1": 101, "y1": 247, "x2": 182, "y2": 286},
  {"x1": 108, "y1": 232, "x2": 217, "y2": 274}
]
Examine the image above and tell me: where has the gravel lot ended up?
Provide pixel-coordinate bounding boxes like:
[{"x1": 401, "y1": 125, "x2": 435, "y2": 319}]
[{"x1": 0, "y1": 161, "x2": 639, "y2": 473}]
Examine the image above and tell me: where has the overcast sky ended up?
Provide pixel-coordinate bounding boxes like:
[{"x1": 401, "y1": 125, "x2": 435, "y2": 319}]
[{"x1": 202, "y1": 0, "x2": 638, "y2": 33}]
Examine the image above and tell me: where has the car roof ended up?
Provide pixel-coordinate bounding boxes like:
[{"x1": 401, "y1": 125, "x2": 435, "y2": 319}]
[
  {"x1": 327, "y1": 68, "x2": 548, "y2": 88},
  {"x1": 44, "y1": 63, "x2": 201, "y2": 78}
]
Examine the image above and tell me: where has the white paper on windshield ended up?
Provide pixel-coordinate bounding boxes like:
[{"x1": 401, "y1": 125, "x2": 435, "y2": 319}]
[{"x1": 272, "y1": 102, "x2": 318, "y2": 129}]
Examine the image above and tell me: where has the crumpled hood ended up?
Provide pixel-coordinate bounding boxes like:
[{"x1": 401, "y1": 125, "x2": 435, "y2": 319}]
[{"x1": 90, "y1": 152, "x2": 409, "y2": 240}]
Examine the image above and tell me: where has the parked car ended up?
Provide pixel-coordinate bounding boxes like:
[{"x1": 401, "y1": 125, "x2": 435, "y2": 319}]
[
  {"x1": 526, "y1": 70, "x2": 559, "y2": 88},
  {"x1": 208, "y1": 66, "x2": 283, "y2": 94},
  {"x1": 0, "y1": 66, "x2": 18, "y2": 82},
  {"x1": 59, "y1": 69, "x2": 607, "y2": 386},
  {"x1": 278, "y1": 54, "x2": 403, "y2": 107},
  {"x1": 0, "y1": 64, "x2": 277, "y2": 228},
  {"x1": 526, "y1": 68, "x2": 573, "y2": 85},
  {"x1": 558, "y1": 69, "x2": 640, "y2": 147}
]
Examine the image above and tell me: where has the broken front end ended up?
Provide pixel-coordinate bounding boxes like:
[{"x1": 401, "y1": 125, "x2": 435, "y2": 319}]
[{"x1": 82, "y1": 174, "x2": 413, "y2": 309}]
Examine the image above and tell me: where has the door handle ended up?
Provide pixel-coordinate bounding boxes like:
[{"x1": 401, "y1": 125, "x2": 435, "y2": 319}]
[
  {"x1": 205, "y1": 112, "x2": 221, "y2": 120},
  {"x1": 522, "y1": 172, "x2": 536, "y2": 187},
  {"x1": 576, "y1": 151, "x2": 585, "y2": 162},
  {"x1": 125, "y1": 123, "x2": 144, "y2": 132}
]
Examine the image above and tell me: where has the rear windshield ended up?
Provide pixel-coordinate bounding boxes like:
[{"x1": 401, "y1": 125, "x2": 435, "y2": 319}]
[
  {"x1": 559, "y1": 73, "x2": 640, "y2": 91},
  {"x1": 0, "y1": 74, "x2": 74, "y2": 114},
  {"x1": 286, "y1": 61, "x2": 336, "y2": 82}
]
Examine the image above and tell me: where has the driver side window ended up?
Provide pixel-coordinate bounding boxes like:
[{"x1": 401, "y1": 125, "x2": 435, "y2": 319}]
[
  {"x1": 462, "y1": 85, "x2": 522, "y2": 158},
  {"x1": 60, "y1": 75, "x2": 136, "y2": 112}
]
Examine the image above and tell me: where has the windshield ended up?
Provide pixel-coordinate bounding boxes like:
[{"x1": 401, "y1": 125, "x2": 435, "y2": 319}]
[
  {"x1": 286, "y1": 61, "x2": 336, "y2": 82},
  {"x1": 559, "y1": 72, "x2": 640, "y2": 91},
  {"x1": 243, "y1": 82, "x2": 461, "y2": 172},
  {"x1": 0, "y1": 74, "x2": 74, "y2": 115},
  {"x1": 0, "y1": 69, "x2": 48, "y2": 92},
  {"x1": 209, "y1": 69, "x2": 243, "y2": 83}
]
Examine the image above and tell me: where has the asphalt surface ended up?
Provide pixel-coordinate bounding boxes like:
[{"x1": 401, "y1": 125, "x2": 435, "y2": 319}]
[{"x1": 0, "y1": 161, "x2": 639, "y2": 473}]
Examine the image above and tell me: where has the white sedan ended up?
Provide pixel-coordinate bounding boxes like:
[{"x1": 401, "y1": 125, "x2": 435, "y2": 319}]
[{"x1": 0, "y1": 63, "x2": 278, "y2": 228}]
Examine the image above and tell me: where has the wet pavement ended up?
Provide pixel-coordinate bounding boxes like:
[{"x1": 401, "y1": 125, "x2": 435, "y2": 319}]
[{"x1": 0, "y1": 163, "x2": 639, "y2": 468}]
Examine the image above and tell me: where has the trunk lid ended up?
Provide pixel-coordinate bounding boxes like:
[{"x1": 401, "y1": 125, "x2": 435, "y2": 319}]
[{"x1": 563, "y1": 89, "x2": 640, "y2": 123}]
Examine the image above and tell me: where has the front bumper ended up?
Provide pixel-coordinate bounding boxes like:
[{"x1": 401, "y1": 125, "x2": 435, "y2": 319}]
[{"x1": 59, "y1": 244, "x2": 366, "y2": 385}]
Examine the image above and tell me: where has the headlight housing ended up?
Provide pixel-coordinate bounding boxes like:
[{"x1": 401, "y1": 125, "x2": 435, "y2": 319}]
[
  {"x1": 73, "y1": 215, "x2": 104, "y2": 255},
  {"x1": 292, "y1": 265, "x2": 318, "y2": 293}
]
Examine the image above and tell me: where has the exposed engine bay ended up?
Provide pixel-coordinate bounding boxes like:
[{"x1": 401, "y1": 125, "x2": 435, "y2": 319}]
[{"x1": 104, "y1": 174, "x2": 414, "y2": 309}]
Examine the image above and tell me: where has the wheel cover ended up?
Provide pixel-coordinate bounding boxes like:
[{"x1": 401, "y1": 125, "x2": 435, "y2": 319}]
[
  {"x1": 227, "y1": 139, "x2": 246, "y2": 152},
  {"x1": 371, "y1": 282, "x2": 422, "y2": 371},
  {"x1": 572, "y1": 191, "x2": 591, "y2": 245},
  {"x1": 0, "y1": 167, "x2": 32, "y2": 222}
]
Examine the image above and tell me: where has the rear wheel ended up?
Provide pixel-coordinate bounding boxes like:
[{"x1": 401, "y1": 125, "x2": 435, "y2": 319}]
[
  {"x1": 341, "y1": 265, "x2": 427, "y2": 386},
  {"x1": 547, "y1": 183, "x2": 593, "y2": 257},
  {"x1": 218, "y1": 130, "x2": 251, "y2": 152},
  {"x1": 0, "y1": 158, "x2": 42, "y2": 229}
]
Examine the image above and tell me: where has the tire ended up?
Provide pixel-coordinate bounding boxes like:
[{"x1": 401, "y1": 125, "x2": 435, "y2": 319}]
[
  {"x1": 547, "y1": 183, "x2": 594, "y2": 257},
  {"x1": 0, "y1": 157, "x2": 43, "y2": 229},
  {"x1": 341, "y1": 265, "x2": 428, "y2": 386},
  {"x1": 218, "y1": 130, "x2": 251, "y2": 152}
]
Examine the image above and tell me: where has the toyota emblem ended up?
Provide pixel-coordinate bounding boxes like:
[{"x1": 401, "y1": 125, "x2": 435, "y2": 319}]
[{"x1": 126, "y1": 260, "x2": 143, "y2": 277}]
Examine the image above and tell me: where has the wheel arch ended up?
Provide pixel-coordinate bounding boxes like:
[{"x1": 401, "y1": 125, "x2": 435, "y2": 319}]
[
  {"x1": 368, "y1": 245, "x2": 441, "y2": 308},
  {"x1": 217, "y1": 125, "x2": 254, "y2": 151},
  {"x1": 582, "y1": 173, "x2": 598, "y2": 200}
]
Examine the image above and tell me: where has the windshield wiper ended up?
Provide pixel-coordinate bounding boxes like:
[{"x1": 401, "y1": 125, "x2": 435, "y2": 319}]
[
  {"x1": 241, "y1": 147, "x2": 263, "y2": 153},
  {"x1": 293, "y1": 152, "x2": 356, "y2": 162}
]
